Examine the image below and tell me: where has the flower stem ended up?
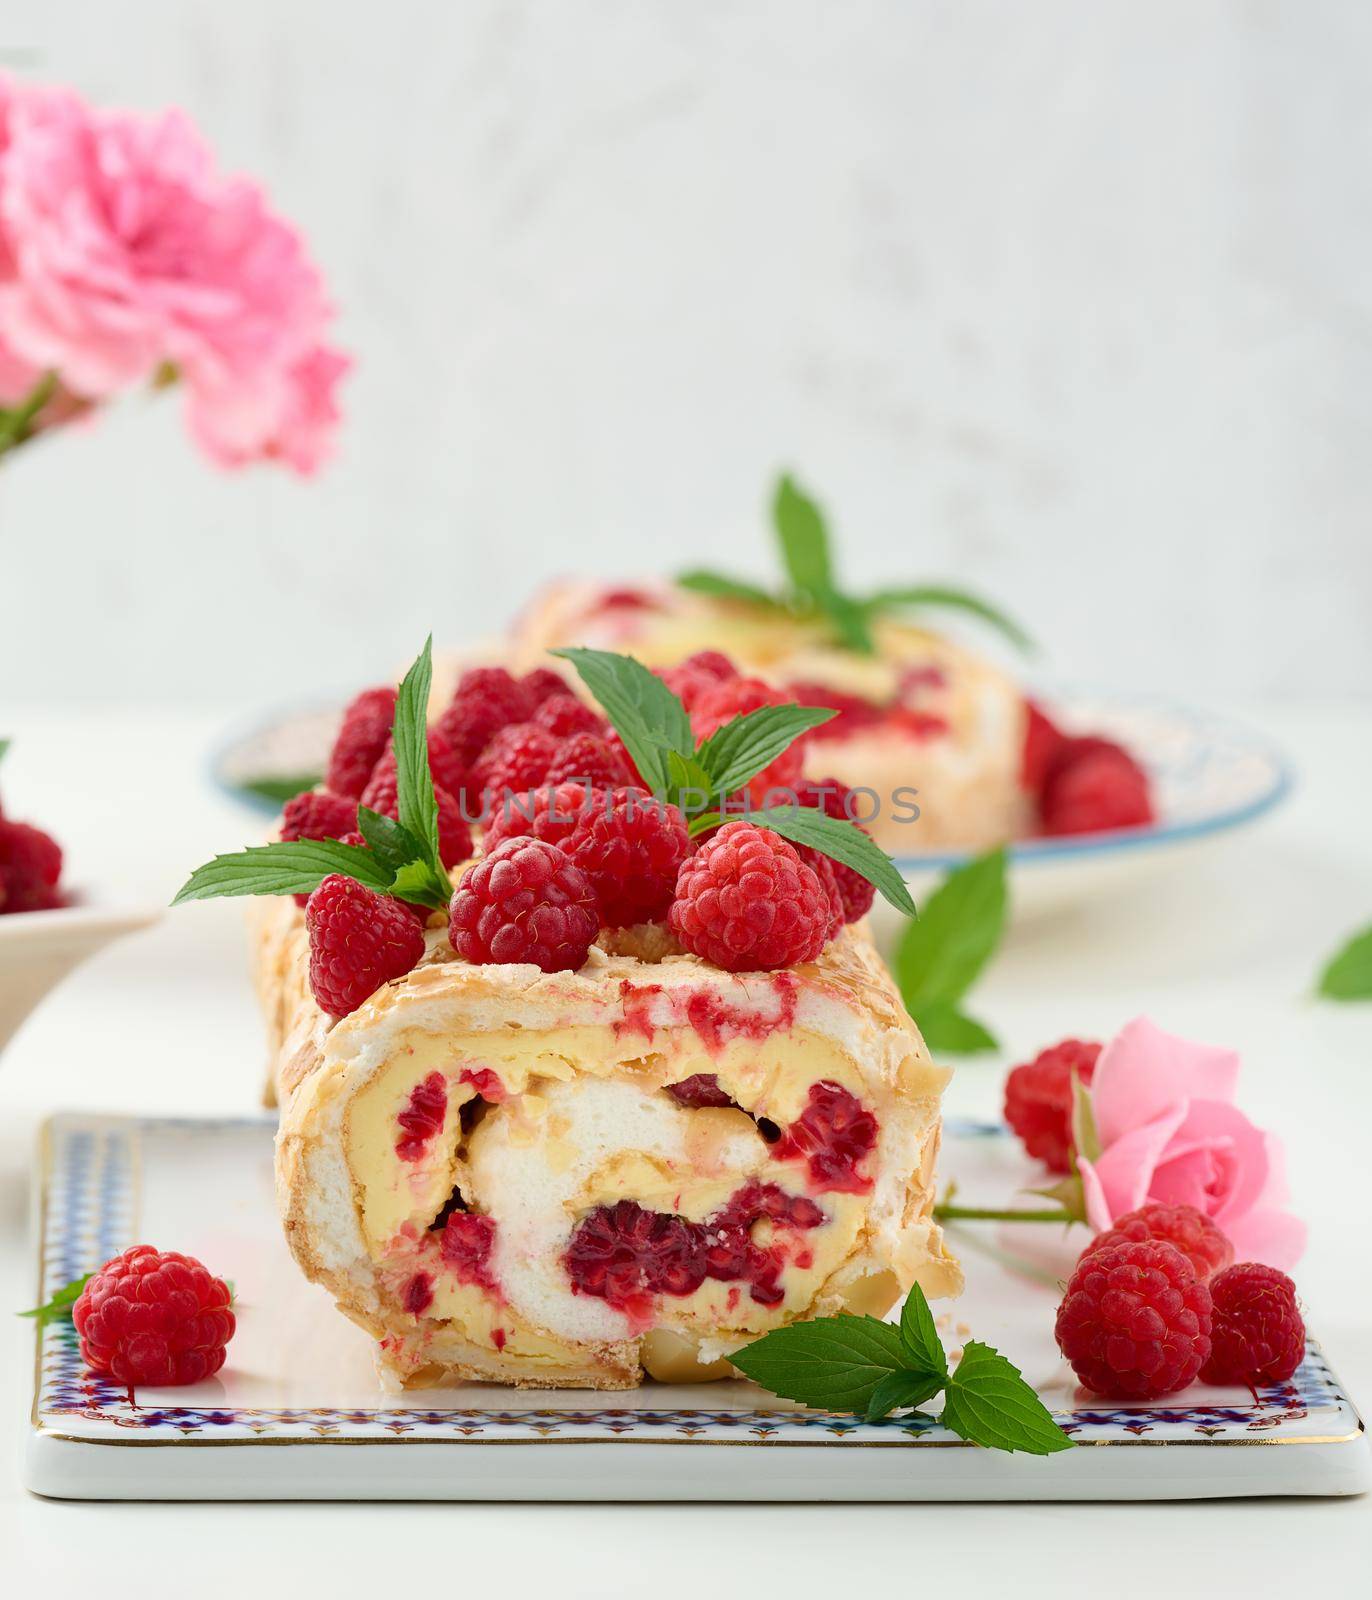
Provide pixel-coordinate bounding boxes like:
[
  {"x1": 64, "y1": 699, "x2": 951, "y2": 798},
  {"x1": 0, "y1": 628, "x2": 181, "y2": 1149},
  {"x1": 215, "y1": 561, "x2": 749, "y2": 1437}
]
[
  {"x1": 0, "y1": 370, "x2": 59, "y2": 456},
  {"x1": 934, "y1": 1203, "x2": 1079, "y2": 1225}
]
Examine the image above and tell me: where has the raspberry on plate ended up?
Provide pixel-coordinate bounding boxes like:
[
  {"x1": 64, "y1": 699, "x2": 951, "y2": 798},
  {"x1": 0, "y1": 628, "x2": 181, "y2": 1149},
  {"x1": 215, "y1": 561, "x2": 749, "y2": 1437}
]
[
  {"x1": 544, "y1": 733, "x2": 634, "y2": 793},
  {"x1": 1054, "y1": 1239, "x2": 1212, "y2": 1399},
  {"x1": 792, "y1": 777, "x2": 877, "y2": 923},
  {"x1": 1081, "y1": 1202, "x2": 1234, "y2": 1284},
  {"x1": 0, "y1": 816, "x2": 65, "y2": 913},
  {"x1": 1002, "y1": 1037, "x2": 1101, "y2": 1173},
  {"x1": 326, "y1": 685, "x2": 398, "y2": 799},
  {"x1": 437, "y1": 666, "x2": 530, "y2": 769},
  {"x1": 448, "y1": 837, "x2": 600, "y2": 972},
  {"x1": 1200, "y1": 1263, "x2": 1305, "y2": 1388},
  {"x1": 306, "y1": 874, "x2": 427, "y2": 1016},
  {"x1": 1040, "y1": 737, "x2": 1154, "y2": 835},
  {"x1": 690, "y1": 677, "x2": 805, "y2": 805},
  {"x1": 72, "y1": 1245, "x2": 235, "y2": 1390},
  {"x1": 669, "y1": 820, "x2": 834, "y2": 972},
  {"x1": 531, "y1": 693, "x2": 606, "y2": 740},
  {"x1": 561, "y1": 786, "x2": 690, "y2": 927},
  {"x1": 470, "y1": 723, "x2": 558, "y2": 806},
  {"x1": 359, "y1": 756, "x2": 472, "y2": 868}
]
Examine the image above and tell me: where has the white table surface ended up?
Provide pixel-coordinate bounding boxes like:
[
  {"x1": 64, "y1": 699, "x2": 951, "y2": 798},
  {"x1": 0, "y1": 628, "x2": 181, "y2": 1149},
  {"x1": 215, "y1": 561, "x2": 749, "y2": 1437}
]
[{"x1": 0, "y1": 702, "x2": 1369, "y2": 1592}]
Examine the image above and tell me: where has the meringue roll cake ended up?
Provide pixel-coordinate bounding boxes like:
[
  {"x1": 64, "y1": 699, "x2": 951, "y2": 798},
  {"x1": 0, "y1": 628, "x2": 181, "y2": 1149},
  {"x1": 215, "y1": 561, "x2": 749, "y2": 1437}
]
[{"x1": 260, "y1": 911, "x2": 960, "y2": 1390}]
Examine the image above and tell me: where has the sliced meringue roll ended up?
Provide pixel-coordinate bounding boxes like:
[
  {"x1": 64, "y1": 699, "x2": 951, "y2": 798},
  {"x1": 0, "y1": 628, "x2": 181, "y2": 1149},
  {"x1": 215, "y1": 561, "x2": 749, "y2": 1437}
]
[{"x1": 263, "y1": 911, "x2": 961, "y2": 1390}]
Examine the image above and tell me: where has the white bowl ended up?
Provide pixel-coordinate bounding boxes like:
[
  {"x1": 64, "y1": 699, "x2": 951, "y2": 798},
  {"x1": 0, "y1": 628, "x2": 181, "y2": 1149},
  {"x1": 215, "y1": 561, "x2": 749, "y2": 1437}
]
[{"x1": 0, "y1": 898, "x2": 161, "y2": 1056}]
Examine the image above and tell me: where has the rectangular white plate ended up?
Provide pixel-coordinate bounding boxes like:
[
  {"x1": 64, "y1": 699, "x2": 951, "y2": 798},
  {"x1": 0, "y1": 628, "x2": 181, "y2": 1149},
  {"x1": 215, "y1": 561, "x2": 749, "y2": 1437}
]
[{"x1": 25, "y1": 1114, "x2": 1369, "y2": 1501}]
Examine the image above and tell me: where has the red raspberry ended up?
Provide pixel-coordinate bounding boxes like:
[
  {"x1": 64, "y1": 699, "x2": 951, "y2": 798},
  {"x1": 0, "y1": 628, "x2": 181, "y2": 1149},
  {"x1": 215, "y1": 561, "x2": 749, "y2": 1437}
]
[
  {"x1": 1021, "y1": 699, "x2": 1067, "y2": 793},
  {"x1": 774, "y1": 1080, "x2": 878, "y2": 1193},
  {"x1": 470, "y1": 723, "x2": 558, "y2": 803},
  {"x1": 690, "y1": 677, "x2": 804, "y2": 805},
  {"x1": 669, "y1": 820, "x2": 833, "y2": 972},
  {"x1": 792, "y1": 778, "x2": 876, "y2": 923},
  {"x1": 1002, "y1": 1037, "x2": 1101, "y2": 1173},
  {"x1": 0, "y1": 817, "x2": 64, "y2": 913},
  {"x1": 1055, "y1": 1240, "x2": 1213, "y2": 1399},
  {"x1": 280, "y1": 788, "x2": 356, "y2": 844},
  {"x1": 531, "y1": 693, "x2": 606, "y2": 740},
  {"x1": 561, "y1": 787, "x2": 690, "y2": 927},
  {"x1": 485, "y1": 781, "x2": 598, "y2": 853},
  {"x1": 659, "y1": 651, "x2": 738, "y2": 709},
  {"x1": 802, "y1": 850, "x2": 845, "y2": 941},
  {"x1": 370, "y1": 726, "x2": 466, "y2": 801},
  {"x1": 520, "y1": 667, "x2": 571, "y2": 708},
  {"x1": 1082, "y1": 1203, "x2": 1234, "y2": 1284},
  {"x1": 1041, "y1": 737, "x2": 1154, "y2": 836},
  {"x1": 1200, "y1": 1263, "x2": 1305, "y2": 1388},
  {"x1": 436, "y1": 666, "x2": 529, "y2": 768},
  {"x1": 784, "y1": 680, "x2": 884, "y2": 738},
  {"x1": 448, "y1": 837, "x2": 600, "y2": 971},
  {"x1": 544, "y1": 732, "x2": 634, "y2": 790},
  {"x1": 327, "y1": 685, "x2": 398, "y2": 798},
  {"x1": 359, "y1": 757, "x2": 473, "y2": 868},
  {"x1": 71, "y1": 1245, "x2": 235, "y2": 1389},
  {"x1": 306, "y1": 874, "x2": 426, "y2": 1016}
]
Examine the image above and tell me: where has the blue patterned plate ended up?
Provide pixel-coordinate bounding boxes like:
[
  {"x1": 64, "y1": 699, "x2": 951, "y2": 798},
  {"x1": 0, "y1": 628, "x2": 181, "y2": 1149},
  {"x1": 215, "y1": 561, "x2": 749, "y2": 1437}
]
[{"x1": 25, "y1": 1114, "x2": 1365, "y2": 1501}]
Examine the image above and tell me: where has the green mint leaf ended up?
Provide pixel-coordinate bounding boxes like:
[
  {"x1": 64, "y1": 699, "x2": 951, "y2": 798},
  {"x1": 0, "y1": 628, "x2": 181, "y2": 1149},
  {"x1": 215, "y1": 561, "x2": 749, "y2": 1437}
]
[
  {"x1": 897, "y1": 1282, "x2": 949, "y2": 1379},
  {"x1": 866, "y1": 585, "x2": 1034, "y2": 654},
  {"x1": 664, "y1": 749, "x2": 715, "y2": 814},
  {"x1": 0, "y1": 738, "x2": 9, "y2": 767},
  {"x1": 912, "y1": 1001, "x2": 999, "y2": 1055},
  {"x1": 748, "y1": 804, "x2": 917, "y2": 917},
  {"x1": 940, "y1": 1341, "x2": 1074, "y2": 1454},
  {"x1": 19, "y1": 1272, "x2": 93, "y2": 1326},
  {"x1": 1317, "y1": 924, "x2": 1372, "y2": 1000},
  {"x1": 677, "y1": 569, "x2": 782, "y2": 608},
  {"x1": 819, "y1": 585, "x2": 876, "y2": 654},
  {"x1": 357, "y1": 807, "x2": 428, "y2": 876},
  {"x1": 553, "y1": 647, "x2": 693, "y2": 793},
  {"x1": 236, "y1": 773, "x2": 325, "y2": 806},
  {"x1": 388, "y1": 858, "x2": 451, "y2": 912},
  {"x1": 392, "y1": 637, "x2": 442, "y2": 877},
  {"x1": 171, "y1": 838, "x2": 393, "y2": 904},
  {"x1": 895, "y1": 846, "x2": 1006, "y2": 1011},
  {"x1": 729, "y1": 1314, "x2": 911, "y2": 1413},
  {"x1": 772, "y1": 473, "x2": 834, "y2": 604},
  {"x1": 864, "y1": 1368, "x2": 947, "y2": 1423},
  {"x1": 694, "y1": 705, "x2": 835, "y2": 801}
]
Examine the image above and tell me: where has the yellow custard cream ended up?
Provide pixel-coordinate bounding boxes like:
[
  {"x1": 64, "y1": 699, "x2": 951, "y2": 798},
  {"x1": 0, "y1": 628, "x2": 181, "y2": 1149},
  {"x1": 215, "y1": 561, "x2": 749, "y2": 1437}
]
[{"x1": 260, "y1": 908, "x2": 960, "y2": 1390}]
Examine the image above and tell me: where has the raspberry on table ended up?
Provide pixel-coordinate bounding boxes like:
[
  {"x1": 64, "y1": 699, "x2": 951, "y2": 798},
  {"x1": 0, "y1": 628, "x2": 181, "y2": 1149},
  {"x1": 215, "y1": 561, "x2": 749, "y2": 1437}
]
[
  {"x1": 669, "y1": 820, "x2": 834, "y2": 972},
  {"x1": 306, "y1": 874, "x2": 427, "y2": 1016},
  {"x1": 531, "y1": 693, "x2": 606, "y2": 740},
  {"x1": 544, "y1": 732, "x2": 634, "y2": 790},
  {"x1": 72, "y1": 1245, "x2": 235, "y2": 1390},
  {"x1": 470, "y1": 723, "x2": 558, "y2": 807},
  {"x1": 1054, "y1": 1239, "x2": 1212, "y2": 1399},
  {"x1": 792, "y1": 777, "x2": 877, "y2": 923},
  {"x1": 359, "y1": 756, "x2": 472, "y2": 867},
  {"x1": 1002, "y1": 1037, "x2": 1102, "y2": 1173},
  {"x1": 1040, "y1": 737, "x2": 1154, "y2": 835},
  {"x1": 1200, "y1": 1263, "x2": 1305, "y2": 1388},
  {"x1": 557, "y1": 785, "x2": 689, "y2": 927},
  {"x1": 0, "y1": 816, "x2": 65, "y2": 913},
  {"x1": 436, "y1": 666, "x2": 530, "y2": 769},
  {"x1": 690, "y1": 677, "x2": 805, "y2": 805},
  {"x1": 1082, "y1": 1202, "x2": 1234, "y2": 1284},
  {"x1": 448, "y1": 837, "x2": 600, "y2": 971},
  {"x1": 326, "y1": 685, "x2": 398, "y2": 798}
]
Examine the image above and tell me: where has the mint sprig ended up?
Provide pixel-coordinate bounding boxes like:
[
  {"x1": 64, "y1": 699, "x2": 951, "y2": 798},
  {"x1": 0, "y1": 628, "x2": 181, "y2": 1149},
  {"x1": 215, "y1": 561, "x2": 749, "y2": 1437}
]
[
  {"x1": 20, "y1": 1272, "x2": 93, "y2": 1326},
  {"x1": 173, "y1": 639, "x2": 454, "y2": 913},
  {"x1": 729, "y1": 1282, "x2": 1072, "y2": 1455},
  {"x1": 678, "y1": 472, "x2": 1032, "y2": 656},
  {"x1": 555, "y1": 647, "x2": 915, "y2": 917},
  {"x1": 0, "y1": 737, "x2": 10, "y2": 767},
  {"x1": 894, "y1": 846, "x2": 1006, "y2": 1052},
  {"x1": 1317, "y1": 923, "x2": 1372, "y2": 1001}
]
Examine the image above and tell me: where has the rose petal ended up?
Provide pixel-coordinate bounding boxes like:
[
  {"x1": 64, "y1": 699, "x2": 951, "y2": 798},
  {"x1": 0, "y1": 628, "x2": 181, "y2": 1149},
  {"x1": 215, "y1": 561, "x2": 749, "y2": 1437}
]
[
  {"x1": 1080, "y1": 1102, "x2": 1188, "y2": 1225},
  {"x1": 1092, "y1": 1017, "x2": 1242, "y2": 1147},
  {"x1": 1224, "y1": 1207, "x2": 1308, "y2": 1271}
]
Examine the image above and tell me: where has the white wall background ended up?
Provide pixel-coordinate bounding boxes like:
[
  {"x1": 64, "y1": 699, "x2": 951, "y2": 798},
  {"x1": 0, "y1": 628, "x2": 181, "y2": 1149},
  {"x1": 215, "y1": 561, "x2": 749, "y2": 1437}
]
[{"x1": 2, "y1": 0, "x2": 1370, "y2": 710}]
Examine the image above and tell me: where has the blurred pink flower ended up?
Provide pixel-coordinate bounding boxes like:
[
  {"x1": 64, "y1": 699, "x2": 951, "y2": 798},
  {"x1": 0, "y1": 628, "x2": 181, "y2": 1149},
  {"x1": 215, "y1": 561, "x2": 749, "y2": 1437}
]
[
  {"x1": 1077, "y1": 1017, "x2": 1305, "y2": 1270},
  {"x1": 186, "y1": 342, "x2": 350, "y2": 475},
  {"x1": 0, "y1": 75, "x2": 344, "y2": 469}
]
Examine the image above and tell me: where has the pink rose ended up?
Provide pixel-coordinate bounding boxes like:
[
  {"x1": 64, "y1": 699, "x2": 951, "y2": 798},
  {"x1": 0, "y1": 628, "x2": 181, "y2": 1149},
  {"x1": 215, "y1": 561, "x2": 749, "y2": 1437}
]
[
  {"x1": 1077, "y1": 1017, "x2": 1305, "y2": 1270},
  {"x1": 0, "y1": 84, "x2": 330, "y2": 404},
  {"x1": 186, "y1": 342, "x2": 350, "y2": 475}
]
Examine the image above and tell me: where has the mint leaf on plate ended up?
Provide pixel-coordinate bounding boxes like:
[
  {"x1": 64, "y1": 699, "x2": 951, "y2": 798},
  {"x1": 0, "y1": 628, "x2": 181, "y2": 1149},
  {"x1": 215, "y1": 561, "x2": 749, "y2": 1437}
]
[
  {"x1": 19, "y1": 1272, "x2": 93, "y2": 1326},
  {"x1": 940, "y1": 1341, "x2": 1073, "y2": 1455},
  {"x1": 235, "y1": 773, "x2": 324, "y2": 806},
  {"x1": 746, "y1": 804, "x2": 917, "y2": 917},
  {"x1": 728, "y1": 1314, "x2": 911, "y2": 1413},
  {"x1": 914, "y1": 1002, "x2": 999, "y2": 1055},
  {"x1": 898, "y1": 1281, "x2": 949, "y2": 1378},
  {"x1": 864, "y1": 1368, "x2": 946, "y2": 1422},
  {"x1": 1317, "y1": 924, "x2": 1372, "y2": 1001},
  {"x1": 172, "y1": 837, "x2": 394, "y2": 903}
]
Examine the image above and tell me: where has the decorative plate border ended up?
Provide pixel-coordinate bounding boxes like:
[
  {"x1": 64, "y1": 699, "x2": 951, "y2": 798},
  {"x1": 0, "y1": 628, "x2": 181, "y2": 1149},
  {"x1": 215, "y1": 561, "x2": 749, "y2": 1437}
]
[{"x1": 33, "y1": 1116, "x2": 1362, "y2": 1449}]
